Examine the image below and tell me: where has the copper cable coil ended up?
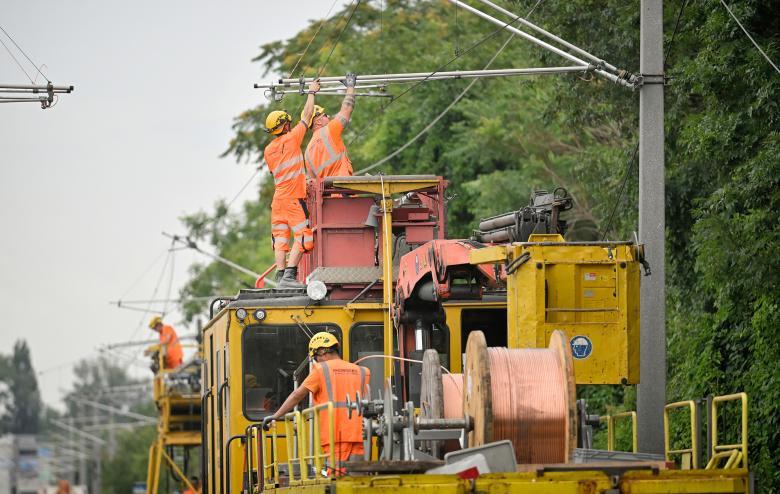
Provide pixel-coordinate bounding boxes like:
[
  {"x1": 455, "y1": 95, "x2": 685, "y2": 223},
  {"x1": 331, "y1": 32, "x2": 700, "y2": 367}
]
[{"x1": 433, "y1": 330, "x2": 575, "y2": 464}]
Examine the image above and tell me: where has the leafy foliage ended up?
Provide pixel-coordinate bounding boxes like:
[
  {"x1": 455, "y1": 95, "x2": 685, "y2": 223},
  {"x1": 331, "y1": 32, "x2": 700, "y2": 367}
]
[
  {"x1": 178, "y1": 1, "x2": 780, "y2": 489},
  {"x1": 0, "y1": 340, "x2": 42, "y2": 434}
]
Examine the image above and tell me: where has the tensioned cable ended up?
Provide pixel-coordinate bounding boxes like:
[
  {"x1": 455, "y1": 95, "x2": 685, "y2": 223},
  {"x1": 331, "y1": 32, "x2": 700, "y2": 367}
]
[
  {"x1": 719, "y1": 0, "x2": 780, "y2": 75},
  {"x1": 116, "y1": 249, "x2": 169, "y2": 301},
  {"x1": 288, "y1": 0, "x2": 342, "y2": 78},
  {"x1": 0, "y1": 24, "x2": 50, "y2": 82},
  {"x1": 225, "y1": 166, "x2": 261, "y2": 211},
  {"x1": 0, "y1": 36, "x2": 33, "y2": 83},
  {"x1": 162, "y1": 247, "x2": 176, "y2": 316},
  {"x1": 317, "y1": 0, "x2": 363, "y2": 78},
  {"x1": 356, "y1": 0, "x2": 545, "y2": 174},
  {"x1": 126, "y1": 242, "x2": 174, "y2": 343},
  {"x1": 347, "y1": 0, "x2": 545, "y2": 148}
]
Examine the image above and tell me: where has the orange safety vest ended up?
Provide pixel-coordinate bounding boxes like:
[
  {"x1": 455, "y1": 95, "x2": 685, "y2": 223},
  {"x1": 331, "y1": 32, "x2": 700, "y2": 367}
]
[
  {"x1": 304, "y1": 118, "x2": 353, "y2": 178},
  {"x1": 264, "y1": 122, "x2": 308, "y2": 199},
  {"x1": 305, "y1": 359, "x2": 369, "y2": 447},
  {"x1": 160, "y1": 325, "x2": 183, "y2": 368}
]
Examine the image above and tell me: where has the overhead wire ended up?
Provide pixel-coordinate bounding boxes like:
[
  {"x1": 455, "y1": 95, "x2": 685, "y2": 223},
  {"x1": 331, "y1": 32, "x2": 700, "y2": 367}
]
[
  {"x1": 347, "y1": 0, "x2": 547, "y2": 149},
  {"x1": 116, "y1": 249, "x2": 170, "y2": 302},
  {"x1": 162, "y1": 245, "x2": 176, "y2": 316},
  {"x1": 317, "y1": 0, "x2": 363, "y2": 78},
  {"x1": 288, "y1": 0, "x2": 343, "y2": 79},
  {"x1": 0, "y1": 24, "x2": 50, "y2": 83},
  {"x1": 0, "y1": 36, "x2": 33, "y2": 83},
  {"x1": 356, "y1": 0, "x2": 546, "y2": 174},
  {"x1": 719, "y1": 0, "x2": 780, "y2": 75},
  {"x1": 125, "y1": 241, "x2": 175, "y2": 344}
]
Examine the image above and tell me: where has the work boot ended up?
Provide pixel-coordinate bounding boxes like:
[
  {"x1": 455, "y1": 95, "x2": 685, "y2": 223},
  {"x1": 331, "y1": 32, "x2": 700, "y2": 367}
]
[
  {"x1": 274, "y1": 269, "x2": 284, "y2": 284},
  {"x1": 277, "y1": 267, "x2": 305, "y2": 289}
]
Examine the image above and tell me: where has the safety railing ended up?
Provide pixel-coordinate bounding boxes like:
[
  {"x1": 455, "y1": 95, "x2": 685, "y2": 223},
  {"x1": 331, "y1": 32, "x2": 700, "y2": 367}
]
[
  {"x1": 664, "y1": 400, "x2": 699, "y2": 469},
  {"x1": 706, "y1": 393, "x2": 748, "y2": 470},
  {"x1": 600, "y1": 411, "x2": 637, "y2": 453},
  {"x1": 261, "y1": 402, "x2": 335, "y2": 487}
]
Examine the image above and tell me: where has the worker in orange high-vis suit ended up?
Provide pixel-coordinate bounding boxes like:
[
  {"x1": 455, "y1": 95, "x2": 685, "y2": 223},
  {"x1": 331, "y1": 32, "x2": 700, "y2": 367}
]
[
  {"x1": 267, "y1": 332, "x2": 369, "y2": 468},
  {"x1": 303, "y1": 73, "x2": 357, "y2": 179},
  {"x1": 148, "y1": 315, "x2": 183, "y2": 369},
  {"x1": 263, "y1": 79, "x2": 321, "y2": 288}
]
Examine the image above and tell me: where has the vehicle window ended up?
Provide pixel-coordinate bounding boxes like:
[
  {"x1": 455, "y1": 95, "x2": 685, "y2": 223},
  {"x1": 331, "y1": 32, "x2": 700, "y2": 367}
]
[
  {"x1": 350, "y1": 324, "x2": 385, "y2": 398},
  {"x1": 242, "y1": 323, "x2": 341, "y2": 421}
]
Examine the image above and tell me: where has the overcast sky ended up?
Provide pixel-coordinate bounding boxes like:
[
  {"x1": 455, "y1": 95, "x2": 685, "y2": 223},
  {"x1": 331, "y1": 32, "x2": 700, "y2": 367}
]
[{"x1": 0, "y1": 0, "x2": 348, "y2": 408}]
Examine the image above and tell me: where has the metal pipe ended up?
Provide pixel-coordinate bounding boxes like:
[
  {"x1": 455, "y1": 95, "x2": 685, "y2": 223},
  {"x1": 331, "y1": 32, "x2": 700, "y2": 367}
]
[
  {"x1": 200, "y1": 389, "x2": 212, "y2": 494},
  {"x1": 217, "y1": 381, "x2": 229, "y2": 491},
  {"x1": 475, "y1": 0, "x2": 621, "y2": 73},
  {"x1": 270, "y1": 66, "x2": 590, "y2": 86},
  {"x1": 225, "y1": 435, "x2": 245, "y2": 494},
  {"x1": 268, "y1": 89, "x2": 393, "y2": 98},
  {"x1": 0, "y1": 97, "x2": 49, "y2": 103},
  {"x1": 0, "y1": 83, "x2": 73, "y2": 91},
  {"x1": 0, "y1": 88, "x2": 72, "y2": 94},
  {"x1": 447, "y1": 0, "x2": 633, "y2": 88}
]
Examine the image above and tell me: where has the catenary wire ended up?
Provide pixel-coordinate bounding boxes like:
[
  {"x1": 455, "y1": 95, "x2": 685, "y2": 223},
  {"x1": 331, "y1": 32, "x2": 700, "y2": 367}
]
[
  {"x1": 288, "y1": 0, "x2": 342, "y2": 78},
  {"x1": 0, "y1": 36, "x2": 33, "y2": 83},
  {"x1": 162, "y1": 246, "x2": 176, "y2": 316},
  {"x1": 126, "y1": 243, "x2": 174, "y2": 344},
  {"x1": 317, "y1": 0, "x2": 363, "y2": 78},
  {"x1": 356, "y1": 0, "x2": 545, "y2": 174},
  {"x1": 0, "y1": 24, "x2": 50, "y2": 82},
  {"x1": 117, "y1": 249, "x2": 169, "y2": 301},
  {"x1": 347, "y1": 0, "x2": 545, "y2": 148},
  {"x1": 225, "y1": 166, "x2": 261, "y2": 211},
  {"x1": 719, "y1": 0, "x2": 780, "y2": 75}
]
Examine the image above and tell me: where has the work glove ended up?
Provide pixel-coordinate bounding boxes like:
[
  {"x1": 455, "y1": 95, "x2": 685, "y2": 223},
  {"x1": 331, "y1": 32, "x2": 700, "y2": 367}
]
[
  {"x1": 344, "y1": 72, "x2": 357, "y2": 88},
  {"x1": 262, "y1": 417, "x2": 276, "y2": 431}
]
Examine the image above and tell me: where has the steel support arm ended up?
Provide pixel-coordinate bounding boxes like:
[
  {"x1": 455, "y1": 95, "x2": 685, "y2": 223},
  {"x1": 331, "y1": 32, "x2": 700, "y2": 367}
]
[{"x1": 447, "y1": 0, "x2": 634, "y2": 88}]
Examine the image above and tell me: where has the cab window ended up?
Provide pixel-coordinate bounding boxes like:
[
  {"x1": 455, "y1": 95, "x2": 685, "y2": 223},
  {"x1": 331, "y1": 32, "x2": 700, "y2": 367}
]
[{"x1": 242, "y1": 323, "x2": 341, "y2": 421}]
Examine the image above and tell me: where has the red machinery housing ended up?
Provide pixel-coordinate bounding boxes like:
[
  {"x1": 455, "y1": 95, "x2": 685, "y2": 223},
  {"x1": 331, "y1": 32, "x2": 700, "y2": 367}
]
[{"x1": 298, "y1": 176, "x2": 449, "y2": 300}]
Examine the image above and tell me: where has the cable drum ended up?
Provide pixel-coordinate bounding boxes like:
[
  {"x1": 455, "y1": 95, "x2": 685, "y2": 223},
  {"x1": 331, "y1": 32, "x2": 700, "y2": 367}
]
[{"x1": 463, "y1": 330, "x2": 576, "y2": 463}]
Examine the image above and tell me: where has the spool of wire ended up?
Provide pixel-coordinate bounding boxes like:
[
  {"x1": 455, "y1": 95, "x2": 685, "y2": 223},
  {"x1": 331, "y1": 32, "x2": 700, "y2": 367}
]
[{"x1": 462, "y1": 330, "x2": 576, "y2": 463}]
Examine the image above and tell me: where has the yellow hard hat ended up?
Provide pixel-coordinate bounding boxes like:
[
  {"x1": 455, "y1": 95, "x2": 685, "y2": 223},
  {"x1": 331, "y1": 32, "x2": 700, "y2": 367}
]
[
  {"x1": 301, "y1": 105, "x2": 325, "y2": 128},
  {"x1": 308, "y1": 331, "x2": 338, "y2": 357},
  {"x1": 265, "y1": 110, "x2": 292, "y2": 135},
  {"x1": 148, "y1": 315, "x2": 163, "y2": 329}
]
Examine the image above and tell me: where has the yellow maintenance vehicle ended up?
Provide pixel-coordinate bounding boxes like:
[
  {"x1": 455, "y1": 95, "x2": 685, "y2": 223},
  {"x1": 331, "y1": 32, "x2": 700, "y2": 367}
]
[
  {"x1": 145, "y1": 341, "x2": 203, "y2": 493},
  {"x1": 200, "y1": 175, "x2": 750, "y2": 493}
]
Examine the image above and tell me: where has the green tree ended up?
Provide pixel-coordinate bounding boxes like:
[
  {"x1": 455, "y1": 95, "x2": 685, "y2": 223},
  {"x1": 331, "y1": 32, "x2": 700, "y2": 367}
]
[
  {"x1": 0, "y1": 340, "x2": 42, "y2": 434},
  {"x1": 101, "y1": 426, "x2": 157, "y2": 494}
]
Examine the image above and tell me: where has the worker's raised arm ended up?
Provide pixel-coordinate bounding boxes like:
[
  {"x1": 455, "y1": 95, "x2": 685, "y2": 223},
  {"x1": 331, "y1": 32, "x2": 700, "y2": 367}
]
[
  {"x1": 300, "y1": 79, "x2": 321, "y2": 128},
  {"x1": 335, "y1": 73, "x2": 357, "y2": 126}
]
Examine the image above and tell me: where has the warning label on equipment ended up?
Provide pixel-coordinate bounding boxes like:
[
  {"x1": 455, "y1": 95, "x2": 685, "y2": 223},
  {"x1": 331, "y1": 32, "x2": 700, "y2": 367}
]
[{"x1": 584, "y1": 272, "x2": 598, "y2": 281}]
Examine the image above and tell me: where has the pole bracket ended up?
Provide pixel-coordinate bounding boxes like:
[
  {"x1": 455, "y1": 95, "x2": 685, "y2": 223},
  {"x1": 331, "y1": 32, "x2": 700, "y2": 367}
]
[{"x1": 635, "y1": 73, "x2": 667, "y2": 88}]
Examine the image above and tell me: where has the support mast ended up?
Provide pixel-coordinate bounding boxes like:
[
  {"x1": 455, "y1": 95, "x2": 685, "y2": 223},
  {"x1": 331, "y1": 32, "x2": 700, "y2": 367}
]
[{"x1": 638, "y1": 0, "x2": 666, "y2": 454}]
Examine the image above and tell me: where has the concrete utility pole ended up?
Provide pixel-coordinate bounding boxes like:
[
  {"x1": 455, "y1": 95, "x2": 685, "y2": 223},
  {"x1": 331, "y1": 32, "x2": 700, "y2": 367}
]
[{"x1": 637, "y1": 0, "x2": 666, "y2": 454}]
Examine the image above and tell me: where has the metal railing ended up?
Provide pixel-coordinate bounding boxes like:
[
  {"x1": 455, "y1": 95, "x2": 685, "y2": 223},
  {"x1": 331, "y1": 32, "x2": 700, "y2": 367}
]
[
  {"x1": 664, "y1": 400, "x2": 700, "y2": 469},
  {"x1": 706, "y1": 393, "x2": 748, "y2": 470},
  {"x1": 600, "y1": 411, "x2": 637, "y2": 453},
  {"x1": 261, "y1": 402, "x2": 336, "y2": 487}
]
